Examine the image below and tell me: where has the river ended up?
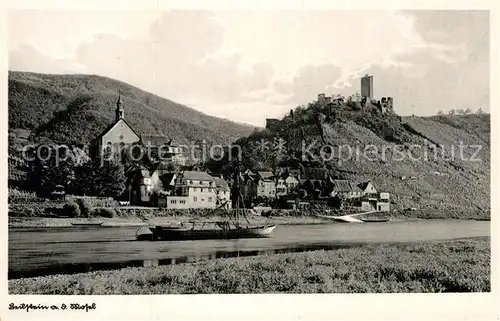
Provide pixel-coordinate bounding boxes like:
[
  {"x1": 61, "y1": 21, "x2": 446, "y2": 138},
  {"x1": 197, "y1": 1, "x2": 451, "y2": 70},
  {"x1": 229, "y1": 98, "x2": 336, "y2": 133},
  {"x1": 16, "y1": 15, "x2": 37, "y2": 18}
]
[{"x1": 9, "y1": 220, "x2": 489, "y2": 279}]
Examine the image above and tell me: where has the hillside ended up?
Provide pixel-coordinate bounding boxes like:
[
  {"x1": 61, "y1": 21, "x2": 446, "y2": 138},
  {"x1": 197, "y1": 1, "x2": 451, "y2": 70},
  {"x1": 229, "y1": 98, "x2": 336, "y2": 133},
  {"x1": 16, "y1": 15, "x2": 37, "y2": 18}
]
[
  {"x1": 209, "y1": 99, "x2": 490, "y2": 217},
  {"x1": 8, "y1": 71, "x2": 255, "y2": 147}
]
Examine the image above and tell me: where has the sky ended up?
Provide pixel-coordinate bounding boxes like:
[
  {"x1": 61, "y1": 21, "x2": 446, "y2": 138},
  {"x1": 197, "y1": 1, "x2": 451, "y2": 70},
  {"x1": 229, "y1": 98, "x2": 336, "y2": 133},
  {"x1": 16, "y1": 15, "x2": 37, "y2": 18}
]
[{"x1": 9, "y1": 10, "x2": 489, "y2": 126}]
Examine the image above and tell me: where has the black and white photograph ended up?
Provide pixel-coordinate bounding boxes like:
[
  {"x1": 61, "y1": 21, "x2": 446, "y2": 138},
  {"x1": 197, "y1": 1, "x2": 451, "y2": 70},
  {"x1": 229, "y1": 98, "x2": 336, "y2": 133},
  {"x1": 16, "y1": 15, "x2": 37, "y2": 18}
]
[{"x1": 2, "y1": 3, "x2": 498, "y2": 320}]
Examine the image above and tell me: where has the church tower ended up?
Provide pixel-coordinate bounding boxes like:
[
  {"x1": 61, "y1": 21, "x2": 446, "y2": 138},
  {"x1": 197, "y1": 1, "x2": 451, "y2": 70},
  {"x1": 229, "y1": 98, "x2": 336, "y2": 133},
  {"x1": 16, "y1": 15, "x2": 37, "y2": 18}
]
[{"x1": 115, "y1": 92, "x2": 124, "y2": 122}]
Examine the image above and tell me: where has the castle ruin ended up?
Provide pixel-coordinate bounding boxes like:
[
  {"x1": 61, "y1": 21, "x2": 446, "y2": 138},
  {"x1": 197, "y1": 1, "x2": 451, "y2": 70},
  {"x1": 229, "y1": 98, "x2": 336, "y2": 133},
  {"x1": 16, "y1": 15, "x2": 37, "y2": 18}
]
[{"x1": 315, "y1": 75, "x2": 394, "y2": 114}]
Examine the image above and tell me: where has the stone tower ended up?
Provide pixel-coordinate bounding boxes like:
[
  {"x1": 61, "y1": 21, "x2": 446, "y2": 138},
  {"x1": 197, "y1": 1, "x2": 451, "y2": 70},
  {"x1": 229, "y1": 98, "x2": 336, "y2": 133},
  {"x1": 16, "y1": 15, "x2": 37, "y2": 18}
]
[
  {"x1": 361, "y1": 74, "x2": 373, "y2": 99},
  {"x1": 115, "y1": 91, "x2": 124, "y2": 122}
]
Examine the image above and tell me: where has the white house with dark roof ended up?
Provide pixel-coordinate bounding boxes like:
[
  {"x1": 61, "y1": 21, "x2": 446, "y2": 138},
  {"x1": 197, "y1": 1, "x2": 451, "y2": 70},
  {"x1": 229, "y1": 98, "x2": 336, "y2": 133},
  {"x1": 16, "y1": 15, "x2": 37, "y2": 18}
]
[
  {"x1": 357, "y1": 181, "x2": 378, "y2": 195},
  {"x1": 214, "y1": 177, "x2": 232, "y2": 209},
  {"x1": 164, "y1": 171, "x2": 217, "y2": 209},
  {"x1": 257, "y1": 171, "x2": 276, "y2": 198}
]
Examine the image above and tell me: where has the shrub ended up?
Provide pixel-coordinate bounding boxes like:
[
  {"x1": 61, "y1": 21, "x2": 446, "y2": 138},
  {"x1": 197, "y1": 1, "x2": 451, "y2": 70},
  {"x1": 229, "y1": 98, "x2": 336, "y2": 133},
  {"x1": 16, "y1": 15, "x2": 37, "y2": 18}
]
[
  {"x1": 66, "y1": 196, "x2": 119, "y2": 208},
  {"x1": 75, "y1": 198, "x2": 93, "y2": 218},
  {"x1": 63, "y1": 202, "x2": 81, "y2": 217},
  {"x1": 44, "y1": 207, "x2": 64, "y2": 216},
  {"x1": 92, "y1": 207, "x2": 116, "y2": 218},
  {"x1": 23, "y1": 208, "x2": 35, "y2": 217}
]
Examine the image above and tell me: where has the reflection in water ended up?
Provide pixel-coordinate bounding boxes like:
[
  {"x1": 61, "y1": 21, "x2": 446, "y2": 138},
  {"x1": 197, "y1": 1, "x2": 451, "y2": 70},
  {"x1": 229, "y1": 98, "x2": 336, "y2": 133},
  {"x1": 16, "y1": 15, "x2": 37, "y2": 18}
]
[
  {"x1": 9, "y1": 242, "x2": 359, "y2": 279},
  {"x1": 8, "y1": 220, "x2": 490, "y2": 279}
]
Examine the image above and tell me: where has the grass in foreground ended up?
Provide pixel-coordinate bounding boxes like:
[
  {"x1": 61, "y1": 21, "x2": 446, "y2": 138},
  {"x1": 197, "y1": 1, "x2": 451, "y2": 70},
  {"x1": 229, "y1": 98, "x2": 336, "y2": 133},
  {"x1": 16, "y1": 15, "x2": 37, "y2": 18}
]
[{"x1": 9, "y1": 237, "x2": 490, "y2": 294}]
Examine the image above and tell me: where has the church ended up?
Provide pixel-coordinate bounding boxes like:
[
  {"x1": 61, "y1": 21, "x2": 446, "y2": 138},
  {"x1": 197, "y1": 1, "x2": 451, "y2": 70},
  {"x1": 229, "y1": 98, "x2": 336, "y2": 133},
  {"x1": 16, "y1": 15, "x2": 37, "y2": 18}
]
[
  {"x1": 90, "y1": 93, "x2": 141, "y2": 160},
  {"x1": 90, "y1": 93, "x2": 186, "y2": 166}
]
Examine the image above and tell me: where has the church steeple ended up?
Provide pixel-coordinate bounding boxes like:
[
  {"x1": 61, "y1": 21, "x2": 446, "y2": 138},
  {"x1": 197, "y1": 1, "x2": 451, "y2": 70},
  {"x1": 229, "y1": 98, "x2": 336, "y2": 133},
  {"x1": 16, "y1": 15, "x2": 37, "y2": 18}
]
[{"x1": 115, "y1": 91, "x2": 124, "y2": 122}]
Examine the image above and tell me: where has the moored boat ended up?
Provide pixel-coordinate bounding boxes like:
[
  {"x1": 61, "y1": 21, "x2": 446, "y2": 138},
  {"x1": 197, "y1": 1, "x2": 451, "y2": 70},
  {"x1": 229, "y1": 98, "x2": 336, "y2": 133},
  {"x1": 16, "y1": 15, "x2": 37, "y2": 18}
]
[
  {"x1": 360, "y1": 218, "x2": 390, "y2": 223},
  {"x1": 71, "y1": 222, "x2": 104, "y2": 227},
  {"x1": 136, "y1": 224, "x2": 276, "y2": 241}
]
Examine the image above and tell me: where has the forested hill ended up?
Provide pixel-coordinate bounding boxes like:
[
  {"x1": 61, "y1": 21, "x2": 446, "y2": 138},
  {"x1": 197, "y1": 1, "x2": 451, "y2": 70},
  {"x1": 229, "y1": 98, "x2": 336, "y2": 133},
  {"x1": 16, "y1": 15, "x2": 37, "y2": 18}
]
[
  {"x1": 205, "y1": 98, "x2": 490, "y2": 217},
  {"x1": 8, "y1": 71, "x2": 255, "y2": 147}
]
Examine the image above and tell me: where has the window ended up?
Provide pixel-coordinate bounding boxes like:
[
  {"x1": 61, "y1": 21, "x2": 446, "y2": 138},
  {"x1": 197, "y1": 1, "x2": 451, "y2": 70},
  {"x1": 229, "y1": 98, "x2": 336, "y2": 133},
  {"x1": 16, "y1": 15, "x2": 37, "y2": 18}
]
[
  {"x1": 201, "y1": 199, "x2": 205, "y2": 202},
  {"x1": 201, "y1": 188, "x2": 204, "y2": 192},
  {"x1": 208, "y1": 197, "x2": 212, "y2": 202},
  {"x1": 190, "y1": 180, "x2": 193, "y2": 185},
  {"x1": 180, "y1": 200, "x2": 185, "y2": 204},
  {"x1": 193, "y1": 197, "x2": 197, "y2": 202},
  {"x1": 171, "y1": 200, "x2": 177, "y2": 204}
]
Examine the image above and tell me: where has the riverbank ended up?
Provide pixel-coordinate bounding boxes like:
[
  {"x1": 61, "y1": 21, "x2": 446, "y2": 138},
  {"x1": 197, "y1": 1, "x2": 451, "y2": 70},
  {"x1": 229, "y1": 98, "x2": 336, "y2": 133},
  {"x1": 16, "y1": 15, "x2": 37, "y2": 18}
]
[
  {"x1": 8, "y1": 214, "x2": 332, "y2": 228},
  {"x1": 9, "y1": 237, "x2": 490, "y2": 294},
  {"x1": 9, "y1": 210, "x2": 489, "y2": 228},
  {"x1": 8, "y1": 201, "x2": 490, "y2": 228}
]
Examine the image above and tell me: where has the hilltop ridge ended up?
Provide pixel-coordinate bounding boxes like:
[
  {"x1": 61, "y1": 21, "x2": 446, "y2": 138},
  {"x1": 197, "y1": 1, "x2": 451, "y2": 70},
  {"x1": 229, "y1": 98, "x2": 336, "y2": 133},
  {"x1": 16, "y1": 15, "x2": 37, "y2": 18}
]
[{"x1": 8, "y1": 71, "x2": 255, "y2": 147}]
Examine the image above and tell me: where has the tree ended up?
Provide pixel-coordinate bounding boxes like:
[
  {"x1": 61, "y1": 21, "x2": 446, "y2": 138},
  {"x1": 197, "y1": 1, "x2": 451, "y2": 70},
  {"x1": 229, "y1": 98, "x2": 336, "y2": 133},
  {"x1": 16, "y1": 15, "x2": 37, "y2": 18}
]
[
  {"x1": 456, "y1": 109, "x2": 465, "y2": 115},
  {"x1": 300, "y1": 180, "x2": 315, "y2": 200},
  {"x1": 94, "y1": 161, "x2": 127, "y2": 198},
  {"x1": 437, "y1": 110, "x2": 444, "y2": 116},
  {"x1": 476, "y1": 108, "x2": 484, "y2": 115},
  {"x1": 71, "y1": 160, "x2": 96, "y2": 196},
  {"x1": 71, "y1": 158, "x2": 127, "y2": 198},
  {"x1": 448, "y1": 109, "x2": 456, "y2": 116},
  {"x1": 25, "y1": 145, "x2": 76, "y2": 197},
  {"x1": 464, "y1": 108, "x2": 472, "y2": 114}
]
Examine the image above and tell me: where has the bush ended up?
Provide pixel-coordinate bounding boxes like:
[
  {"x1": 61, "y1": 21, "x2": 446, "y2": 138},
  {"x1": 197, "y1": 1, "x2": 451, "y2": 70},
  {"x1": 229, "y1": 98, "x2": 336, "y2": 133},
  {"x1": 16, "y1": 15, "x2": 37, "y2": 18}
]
[
  {"x1": 24, "y1": 208, "x2": 36, "y2": 217},
  {"x1": 63, "y1": 202, "x2": 81, "y2": 217},
  {"x1": 75, "y1": 198, "x2": 93, "y2": 218},
  {"x1": 66, "y1": 196, "x2": 119, "y2": 208},
  {"x1": 92, "y1": 207, "x2": 116, "y2": 218}
]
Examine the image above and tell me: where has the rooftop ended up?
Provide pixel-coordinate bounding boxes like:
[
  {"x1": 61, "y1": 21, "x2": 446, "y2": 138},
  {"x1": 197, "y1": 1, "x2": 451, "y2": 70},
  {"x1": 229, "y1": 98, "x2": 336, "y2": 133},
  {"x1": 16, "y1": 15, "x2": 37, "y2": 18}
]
[
  {"x1": 214, "y1": 177, "x2": 230, "y2": 191},
  {"x1": 141, "y1": 135, "x2": 173, "y2": 147},
  {"x1": 258, "y1": 171, "x2": 274, "y2": 180},
  {"x1": 182, "y1": 171, "x2": 215, "y2": 182},
  {"x1": 331, "y1": 180, "x2": 356, "y2": 193},
  {"x1": 357, "y1": 181, "x2": 373, "y2": 191}
]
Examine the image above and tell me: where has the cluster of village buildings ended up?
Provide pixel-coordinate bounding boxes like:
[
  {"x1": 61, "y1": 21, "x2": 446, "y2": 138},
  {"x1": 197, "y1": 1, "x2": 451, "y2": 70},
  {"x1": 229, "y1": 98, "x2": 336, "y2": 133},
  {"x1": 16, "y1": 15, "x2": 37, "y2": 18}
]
[
  {"x1": 86, "y1": 90, "x2": 391, "y2": 212},
  {"x1": 127, "y1": 164, "x2": 390, "y2": 212},
  {"x1": 8, "y1": 84, "x2": 392, "y2": 213}
]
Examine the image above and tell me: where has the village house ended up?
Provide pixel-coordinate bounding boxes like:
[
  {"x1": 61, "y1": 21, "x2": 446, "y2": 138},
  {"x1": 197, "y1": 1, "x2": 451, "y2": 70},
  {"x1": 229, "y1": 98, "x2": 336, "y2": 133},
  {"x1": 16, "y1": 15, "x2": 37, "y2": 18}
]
[
  {"x1": 257, "y1": 171, "x2": 276, "y2": 198},
  {"x1": 141, "y1": 135, "x2": 187, "y2": 166},
  {"x1": 149, "y1": 163, "x2": 176, "y2": 191},
  {"x1": 330, "y1": 179, "x2": 363, "y2": 199},
  {"x1": 163, "y1": 171, "x2": 217, "y2": 209},
  {"x1": 275, "y1": 172, "x2": 300, "y2": 197},
  {"x1": 276, "y1": 178, "x2": 287, "y2": 196},
  {"x1": 285, "y1": 175, "x2": 300, "y2": 193},
  {"x1": 356, "y1": 181, "x2": 391, "y2": 212},
  {"x1": 214, "y1": 177, "x2": 232, "y2": 209},
  {"x1": 236, "y1": 169, "x2": 258, "y2": 207},
  {"x1": 127, "y1": 165, "x2": 153, "y2": 205},
  {"x1": 357, "y1": 181, "x2": 378, "y2": 196},
  {"x1": 126, "y1": 163, "x2": 178, "y2": 206},
  {"x1": 149, "y1": 172, "x2": 177, "y2": 206}
]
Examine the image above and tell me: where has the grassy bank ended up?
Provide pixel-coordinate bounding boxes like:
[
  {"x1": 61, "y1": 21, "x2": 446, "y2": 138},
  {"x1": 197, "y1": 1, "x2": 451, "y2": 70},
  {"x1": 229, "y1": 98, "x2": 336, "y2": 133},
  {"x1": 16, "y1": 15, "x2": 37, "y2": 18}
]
[{"x1": 9, "y1": 237, "x2": 490, "y2": 294}]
